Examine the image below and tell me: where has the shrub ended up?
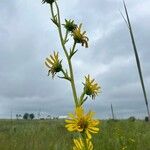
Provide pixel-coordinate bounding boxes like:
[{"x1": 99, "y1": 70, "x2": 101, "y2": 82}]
[
  {"x1": 128, "y1": 116, "x2": 136, "y2": 122},
  {"x1": 145, "y1": 116, "x2": 149, "y2": 122}
]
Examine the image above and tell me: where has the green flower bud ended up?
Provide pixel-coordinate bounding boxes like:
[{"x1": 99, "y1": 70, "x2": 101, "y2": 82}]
[{"x1": 63, "y1": 19, "x2": 77, "y2": 32}]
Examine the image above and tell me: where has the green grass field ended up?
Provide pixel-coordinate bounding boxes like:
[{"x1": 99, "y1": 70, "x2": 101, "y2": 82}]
[{"x1": 0, "y1": 119, "x2": 150, "y2": 150}]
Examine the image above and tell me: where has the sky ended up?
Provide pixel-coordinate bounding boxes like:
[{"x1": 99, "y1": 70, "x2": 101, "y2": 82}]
[{"x1": 0, "y1": 0, "x2": 150, "y2": 119}]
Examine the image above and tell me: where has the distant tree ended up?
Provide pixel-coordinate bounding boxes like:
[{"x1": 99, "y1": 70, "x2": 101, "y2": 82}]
[
  {"x1": 29, "y1": 113, "x2": 35, "y2": 120},
  {"x1": 23, "y1": 113, "x2": 29, "y2": 120},
  {"x1": 16, "y1": 114, "x2": 19, "y2": 120},
  {"x1": 145, "y1": 116, "x2": 149, "y2": 122},
  {"x1": 128, "y1": 116, "x2": 136, "y2": 122}
]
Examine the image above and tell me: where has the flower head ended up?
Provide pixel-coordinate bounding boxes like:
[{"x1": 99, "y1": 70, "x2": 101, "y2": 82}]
[
  {"x1": 83, "y1": 75, "x2": 101, "y2": 99},
  {"x1": 63, "y1": 19, "x2": 77, "y2": 32},
  {"x1": 45, "y1": 51, "x2": 62, "y2": 78},
  {"x1": 73, "y1": 138, "x2": 93, "y2": 150},
  {"x1": 65, "y1": 107, "x2": 100, "y2": 139},
  {"x1": 72, "y1": 24, "x2": 89, "y2": 48},
  {"x1": 42, "y1": 0, "x2": 55, "y2": 5}
]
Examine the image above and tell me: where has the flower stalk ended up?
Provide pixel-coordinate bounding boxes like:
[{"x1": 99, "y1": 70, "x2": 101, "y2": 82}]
[
  {"x1": 50, "y1": 1, "x2": 78, "y2": 107},
  {"x1": 42, "y1": 0, "x2": 101, "y2": 149}
]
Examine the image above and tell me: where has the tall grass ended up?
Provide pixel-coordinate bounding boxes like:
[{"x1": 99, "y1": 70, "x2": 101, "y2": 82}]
[
  {"x1": 122, "y1": 1, "x2": 150, "y2": 120},
  {"x1": 0, "y1": 119, "x2": 150, "y2": 150}
]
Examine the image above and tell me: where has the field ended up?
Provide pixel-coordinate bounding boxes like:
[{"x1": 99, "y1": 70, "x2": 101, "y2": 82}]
[{"x1": 0, "y1": 119, "x2": 150, "y2": 150}]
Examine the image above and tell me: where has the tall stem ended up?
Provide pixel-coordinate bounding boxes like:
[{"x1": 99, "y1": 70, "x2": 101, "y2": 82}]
[
  {"x1": 123, "y1": 1, "x2": 150, "y2": 120},
  {"x1": 81, "y1": 133, "x2": 88, "y2": 150},
  {"x1": 50, "y1": 3, "x2": 78, "y2": 107},
  {"x1": 68, "y1": 42, "x2": 78, "y2": 106}
]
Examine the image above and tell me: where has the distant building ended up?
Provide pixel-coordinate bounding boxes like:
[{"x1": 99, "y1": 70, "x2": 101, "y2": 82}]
[{"x1": 58, "y1": 115, "x2": 68, "y2": 119}]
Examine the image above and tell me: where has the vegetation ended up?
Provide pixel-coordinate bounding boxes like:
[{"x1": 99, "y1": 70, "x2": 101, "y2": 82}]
[
  {"x1": 0, "y1": 119, "x2": 150, "y2": 150},
  {"x1": 42, "y1": 0, "x2": 101, "y2": 149},
  {"x1": 122, "y1": 1, "x2": 150, "y2": 120},
  {"x1": 23, "y1": 113, "x2": 35, "y2": 120}
]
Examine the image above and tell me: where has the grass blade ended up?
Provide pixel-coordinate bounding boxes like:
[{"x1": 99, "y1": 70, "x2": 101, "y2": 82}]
[{"x1": 123, "y1": 0, "x2": 150, "y2": 120}]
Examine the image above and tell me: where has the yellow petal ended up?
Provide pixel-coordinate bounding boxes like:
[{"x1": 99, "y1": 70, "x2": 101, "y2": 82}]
[
  {"x1": 65, "y1": 119, "x2": 76, "y2": 124},
  {"x1": 46, "y1": 58, "x2": 54, "y2": 65},
  {"x1": 45, "y1": 61, "x2": 51, "y2": 68},
  {"x1": 88, "y1": 127, "x2": 99, "y2": 132},
  {"x1": 75, "y1": 107, "x2": 84, "y2": 118},
  {"x1": 86, "y1": 130, "x2": 92, "y2": 139}
]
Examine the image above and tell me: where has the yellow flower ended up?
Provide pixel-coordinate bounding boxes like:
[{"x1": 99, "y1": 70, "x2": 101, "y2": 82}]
[
  {"x1": 72, "y1": 24, "x2": 89, "y2": 48},
  {"x1": 65, "y1": 107, "x2": 100, "y2": 139},
  {"x1": 45, "y1": 51, "x2": 62, "y2": 78},
  {"x1": 83, "y1": 75, "x2": 101, "y2": 99},
  {"x1": 73, "y1": 138, "x2": 93, "y2": 150}
]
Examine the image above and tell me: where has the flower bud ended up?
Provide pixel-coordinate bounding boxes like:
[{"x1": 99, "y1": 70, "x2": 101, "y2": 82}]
[{"x1": 63, "y1": 19, "x2": 77, "y2": 32}]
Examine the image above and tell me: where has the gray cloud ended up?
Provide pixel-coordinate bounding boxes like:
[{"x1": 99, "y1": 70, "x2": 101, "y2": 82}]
[{"x1": 0, "y1": 0, "x2": 150, "y2": 119}]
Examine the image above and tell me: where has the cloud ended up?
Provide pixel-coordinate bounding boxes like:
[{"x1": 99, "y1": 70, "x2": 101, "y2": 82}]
[{"x1": 0, "y1": 0, "x2": 150, "y2": 119}]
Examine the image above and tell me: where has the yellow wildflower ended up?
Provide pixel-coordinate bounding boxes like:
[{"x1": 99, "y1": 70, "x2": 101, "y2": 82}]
[
  {"x1": 73, "y1": 138, "x2": 93, "y2": 150},
  {"x1": 45, "y1": 51, "x2": 62, "y2": 78},
  {"x1": 65, "y1": 107, "x2": 100, "y2": 139},
  {"x1": 83, "y1": 75, "x2": 101, "y2": 99},
  {"x1": 72, "y1": 24, "x2": 89, "y2": 48}
]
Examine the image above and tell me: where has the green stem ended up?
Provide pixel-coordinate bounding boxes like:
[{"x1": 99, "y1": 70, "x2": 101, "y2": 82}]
[
  {"x1": 64, "y1": 30, "x2": 69, "y2": 44},
  {"x1": 79, "y1": 91, "x2": 85, "y2": 106},
  {"x1": 50, "y1": 2, "x2": 78, "y2": 107},
  {"x1": 61, "y1": 68, "x2": 67, "y2": 77},
  {"x1": 81, "y1": 133, "x2": 88, "y2": 150},
  {"x1": 68, "y1": 42, "x2": 78, "y2": 106},
  {"x1": 50, "y1": 4, "x2": 55, "y2": 20},
  {"x1": 72, "y1": 41, "x2": 76, "y2": 52},
  {"x1": 123, "y1": 1, "x2": 150, "y2": 120},
  {"x1": 61, "y1": 68, "x2": 71, "y2": 81}
]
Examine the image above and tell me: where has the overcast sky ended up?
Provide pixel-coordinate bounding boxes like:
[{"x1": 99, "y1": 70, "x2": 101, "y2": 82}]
[{"x1": 0, "y1": 0, "x2": 150, "y2": 119}]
